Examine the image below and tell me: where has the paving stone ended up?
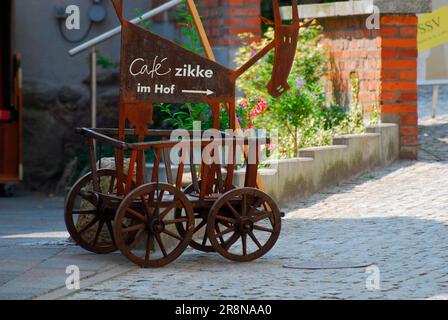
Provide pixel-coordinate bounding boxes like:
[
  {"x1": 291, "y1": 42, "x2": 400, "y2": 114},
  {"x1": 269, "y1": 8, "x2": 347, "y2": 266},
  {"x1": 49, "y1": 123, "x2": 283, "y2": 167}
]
[{"x1": 64, "y1": 115, "x2": 448, "y2": 300}]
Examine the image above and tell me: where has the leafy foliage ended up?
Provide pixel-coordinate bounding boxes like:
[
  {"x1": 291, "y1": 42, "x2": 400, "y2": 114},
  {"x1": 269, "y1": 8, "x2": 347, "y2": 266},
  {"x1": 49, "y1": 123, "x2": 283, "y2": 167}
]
[{"x1": 235, "y1": 25, "x2": 369, "y2": 158}]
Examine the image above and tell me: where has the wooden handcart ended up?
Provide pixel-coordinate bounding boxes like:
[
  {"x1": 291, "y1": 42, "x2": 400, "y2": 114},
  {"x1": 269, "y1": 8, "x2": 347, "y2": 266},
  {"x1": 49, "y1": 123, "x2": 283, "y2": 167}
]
[{"x1": 65, "y1": 0, "x2": 303, "y2": 267}]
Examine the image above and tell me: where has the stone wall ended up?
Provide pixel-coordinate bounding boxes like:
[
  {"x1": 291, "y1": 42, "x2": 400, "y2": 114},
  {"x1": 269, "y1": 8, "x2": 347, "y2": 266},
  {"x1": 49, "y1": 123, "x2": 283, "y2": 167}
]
[
  {"x1": 319, "y1": 14, "x2": 419, "y2": 159},
  {"x1": 234, "y1": 123, "x2": 400, "y2": 206},
  {"x1": 287, "y1": 0, "x2": 431, "y2": 160},
  {"x1": 22, "y1": 73, "x2": 120, "y2": 193}
]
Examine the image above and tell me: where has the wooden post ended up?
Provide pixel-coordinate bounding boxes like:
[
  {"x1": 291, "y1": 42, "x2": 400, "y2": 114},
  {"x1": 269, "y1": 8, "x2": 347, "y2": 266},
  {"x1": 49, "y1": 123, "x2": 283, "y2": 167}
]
[{"x1": 185, "y1": 0, "x2": 266, "y2": 191}]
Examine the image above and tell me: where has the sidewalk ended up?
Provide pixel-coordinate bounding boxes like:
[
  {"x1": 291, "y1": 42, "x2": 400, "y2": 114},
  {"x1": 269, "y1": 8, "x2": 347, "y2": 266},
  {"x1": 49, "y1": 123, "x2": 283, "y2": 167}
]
[{"x1": 0, "y1": 194, "x2": 132, "y2": 299}]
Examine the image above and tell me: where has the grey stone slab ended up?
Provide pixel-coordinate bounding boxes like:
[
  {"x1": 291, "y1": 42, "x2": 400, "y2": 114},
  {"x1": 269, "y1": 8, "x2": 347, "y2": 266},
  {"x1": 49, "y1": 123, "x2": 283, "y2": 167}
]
[
  {"x1": 0, "y1": 287, "x2": 44, "y2": 300},
  {"x1": 281, "y1": 0, "x2": 431, "y2": 20}
]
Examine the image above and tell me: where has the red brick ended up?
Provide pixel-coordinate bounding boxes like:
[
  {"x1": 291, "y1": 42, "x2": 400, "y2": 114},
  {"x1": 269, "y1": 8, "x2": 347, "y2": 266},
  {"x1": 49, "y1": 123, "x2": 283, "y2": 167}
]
[
  {"x1": 400, "y1": 70, "x2": 417, "y2": 80},
  {"x1": 382, "y1": 49, "x2": 398, "y2": 58},
  {"x1": 401, "y1": 135, "x2": 419, "y2": 146},
  {"x1": 381, "y1": 16, "x2": 418, "y2": 26},
  {"x1": 400, "y1": 27, "x2": 418, "y2": 37},
  {"x1": 380, "y1": 27, "x2": 398, "y2": 37},
  {"x1": 399, "y1": 92, "x2": 418, "y2": 102},
  {"x1": 400, "y1": 126, "x2": 419, "y2": 136},
  {"x1": 382, "y1": 60, "x2": 417, "y2": 69},
  {"x1": 400, "y1": 115, "x2": 418, "y2": 124},
  {"x1": 381, "y1": 92, "x2": 399, "y2": 102},
  {"x1": 382, "y1": 38, "x2": 417, "y2": 48},
  {"x1": 382, "y1": 81, "x2": 417, "y2": 91},
  {"x1": 399, "y1": 49, "x2": 418, "y2": 58},
  {"x1": 382, "y1": 104, "x2": 417, "y2": 113}
]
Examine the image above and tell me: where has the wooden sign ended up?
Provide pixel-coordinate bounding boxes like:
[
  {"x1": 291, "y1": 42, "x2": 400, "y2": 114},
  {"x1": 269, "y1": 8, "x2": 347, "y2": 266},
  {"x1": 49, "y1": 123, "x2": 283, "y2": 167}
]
[
  {"x1": 418, "y1": 6, "x2": 448, "y2": 52},
  {"x1": 120, "y1": 21, "x2": 235, "y2": 104}
]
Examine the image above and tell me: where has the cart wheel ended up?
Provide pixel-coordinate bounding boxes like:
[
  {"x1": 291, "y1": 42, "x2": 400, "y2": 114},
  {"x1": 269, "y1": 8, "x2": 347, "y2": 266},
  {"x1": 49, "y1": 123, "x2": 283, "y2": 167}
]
[
  {"x1": 208, "y1": 187, "x2": 281, "y2": 262},
  {"x1": 65, "y1": 169, "x2": 126, "y2": 254},
  {"x1": 114, "y1": 183, "x2": 195, "y2": 267},
  {"x1": 175, "y1": 180, "x2": 235, "y2": 252}
]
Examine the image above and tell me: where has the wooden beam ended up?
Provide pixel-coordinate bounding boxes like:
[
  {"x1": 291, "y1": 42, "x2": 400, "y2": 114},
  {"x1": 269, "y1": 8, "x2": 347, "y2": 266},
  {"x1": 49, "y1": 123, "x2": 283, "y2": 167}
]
[
  {"x1": 185, "y1": 0, "x2": 266, "y2": 191},
  {"x1": 186, "y1": 0, "x2": 216, "y2": 61}
]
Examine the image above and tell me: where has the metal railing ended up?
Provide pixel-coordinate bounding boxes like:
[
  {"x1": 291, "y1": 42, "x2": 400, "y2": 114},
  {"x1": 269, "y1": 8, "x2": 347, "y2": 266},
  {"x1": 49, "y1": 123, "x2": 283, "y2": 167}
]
[
  {"x1": 69, "y1": 0, "x2": 182, "y2": 128},
  {"x1": 418, "y1": 79, "x2": 448, "y2": 118}
]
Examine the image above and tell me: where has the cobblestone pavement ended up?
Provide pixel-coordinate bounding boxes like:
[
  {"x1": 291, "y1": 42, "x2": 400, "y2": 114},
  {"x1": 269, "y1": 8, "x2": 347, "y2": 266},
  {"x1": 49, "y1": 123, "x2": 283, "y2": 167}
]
[{"x1": 65, "y1": 115, "x2": 448, "y2": 300}]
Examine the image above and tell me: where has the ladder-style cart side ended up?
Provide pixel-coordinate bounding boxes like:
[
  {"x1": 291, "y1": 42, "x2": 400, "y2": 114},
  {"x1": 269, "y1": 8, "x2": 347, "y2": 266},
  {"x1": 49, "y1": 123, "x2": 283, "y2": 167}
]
[{"x1": 65, "y1": 0, "x2": 303, "y2": 267}]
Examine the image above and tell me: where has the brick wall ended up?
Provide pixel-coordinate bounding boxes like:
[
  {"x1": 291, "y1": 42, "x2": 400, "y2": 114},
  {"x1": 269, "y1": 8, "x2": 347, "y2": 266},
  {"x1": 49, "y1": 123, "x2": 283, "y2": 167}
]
[
  {"x1": 380, "y1": 16, "x2": 418, "y2": 160},
  {"x1": 195, "y1": 3, "x2": 419, "y2": 159},
  {"x1": 320, "y1": 16, "x2": 382, "y2": 114},
  {"x1": 319, "y1": 15, "x2": 419, "y2": 160},
  {"x1": 198, "y1": 0, "x2": 261, "y2": 46},
  {"x1": 198, "y1": 0, "x2": 261, "y2": 66}
]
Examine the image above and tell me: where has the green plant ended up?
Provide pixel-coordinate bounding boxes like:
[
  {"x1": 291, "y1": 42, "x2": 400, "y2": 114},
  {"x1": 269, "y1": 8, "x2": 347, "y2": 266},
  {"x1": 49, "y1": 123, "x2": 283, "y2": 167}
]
[
  {"x1": 235, "y1": 24, "x2": 368, "y2": 158},
  {"x1": 235, "y1": 25, "x2": 333, "y2": 157},
  {"x1": 155, "y1": 0, "x2": 249, "y2": 131}
]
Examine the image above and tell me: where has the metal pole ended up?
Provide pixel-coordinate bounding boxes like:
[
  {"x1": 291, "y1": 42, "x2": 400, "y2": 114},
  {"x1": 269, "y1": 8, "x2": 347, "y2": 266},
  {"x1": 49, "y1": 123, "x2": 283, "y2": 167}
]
[
  {"x1": 69, "y1": 0, "x2": 182, "y2": 56},
  {"x1": 431, "y1": 85, "x2": 439, "y2": 119},
  {"x1": 91, "y1": 46, "x2": 97, "y2": 129}
]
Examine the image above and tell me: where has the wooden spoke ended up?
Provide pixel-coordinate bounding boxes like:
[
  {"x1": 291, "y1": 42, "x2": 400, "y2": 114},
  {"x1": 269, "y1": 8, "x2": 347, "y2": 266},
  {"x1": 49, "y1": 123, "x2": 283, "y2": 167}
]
[
  {"x1": 108, "y1": 176, "x2": 116, "y2": 193},
  {"x1": 126, "y1": 208, "x2": 146, "y2": 222},
  {"x1": 216, "y1": 215, "x2": 236, "y2": 225},
  {"x1": 155, "y1": 232, "x2": 168, "y2": 257},
  {"x1": 242, "y1": 194, "x2": 247, "y2": 216},
  {"x1": 114, "y1": 182, "x2": 194, "y2": 267},
  {"x1": 242, "y1": 234, "x2": 247, "y2": 256},
  {"x1": 164, "y1": 217, "x2": 188, "y2": 225},
  {"x1": 201, "y1": 226, "x2": 208, "y2": 246},
  {"x1": 78, "y1": 217, "x2": 99, "y2": 235},
  {"x1": 247, "y1": 198, "x2": 265, "y2": 217},
  {"x1": 163, "y1": 229, "x2": 183, "y2": 241},
  {"x1": 225, "y1": 201, "x2": 241, "y2": 219},
  {"x1": 159, "y1": 200, "x2": 181, "y2": 220},
  {"x1": 122, "y1": 224, "x2": 145, "y2": 233},
  {"x1": 194, "y1": 219, "x2": 207, "y2": 233},
  {"x1": 155, "y1": 189, "x2": 166, "y2": 215},
  {"x1": 145, "y1": 233, "x2": 154, "y2": 261},
  {"x1": 158, "y1": 189, "x2": 166, "y2": 202},
  {"x1": 72, "y1": 209, "x2": 97, "y2": 215},
  {"x1": 215, "y1": 224, "x2": 225, "y2": 244},
  {"x1": 65, "y1": 170, "x2": 120, "y2": 254},
  {"x1": 207, "y1": 188, "x2": 281, "y2": 262},
  {"x1": 140, "y1": 195, "x2": 152, "y2": 217},
  {"x1": 223, "y1": 232, "x2": 240, "y2": 250},
  {"x1": 216, "y1": 226, "x2": 235, "y2": 238},
  {"x1": 253, "y1": 224, "x2": 274, "y2": 233},
  {"x1": 128, "y1": 231, "x2": 146, "y2": 250},
  {"x1": 105, "y1": 220, "x2": 115, "y2": 245},
  {"x1": 248, "y1": 231, "x2": 263, "y2": 249},
  {"x1": 92, "y1": 220, "x2": 104, "y2": 246},
  {"x1": 252, "y1": 211, "x2": 273, "y2": 222},
  {"x1": 79, "y1": 190, "x2": 97, "y2": 206}
]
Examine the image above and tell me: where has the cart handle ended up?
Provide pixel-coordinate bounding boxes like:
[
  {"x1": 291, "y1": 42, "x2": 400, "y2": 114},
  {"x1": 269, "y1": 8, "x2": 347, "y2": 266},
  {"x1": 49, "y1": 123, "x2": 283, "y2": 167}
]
[{"x1": 75, "y1": 128, "x2": 130, "y2": 149}]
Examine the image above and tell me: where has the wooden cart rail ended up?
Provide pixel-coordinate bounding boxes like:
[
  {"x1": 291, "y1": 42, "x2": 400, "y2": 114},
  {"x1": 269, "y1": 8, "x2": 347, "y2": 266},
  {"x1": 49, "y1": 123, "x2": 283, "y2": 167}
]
[
  {"x1": 77, "y1": 127, "x2": 271, "y2": 199},
  {"x1": 76, "y1": 127, "x2": 271, "y2": 151},
  {"x1": 64, "y1": 0, "x2": 300, "y2": 267}
]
